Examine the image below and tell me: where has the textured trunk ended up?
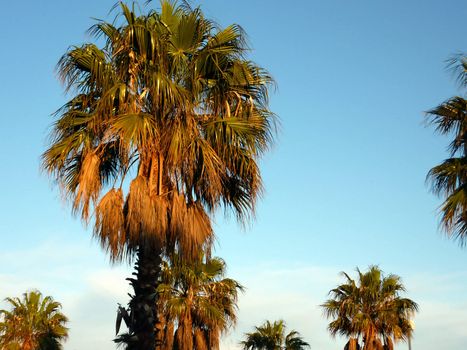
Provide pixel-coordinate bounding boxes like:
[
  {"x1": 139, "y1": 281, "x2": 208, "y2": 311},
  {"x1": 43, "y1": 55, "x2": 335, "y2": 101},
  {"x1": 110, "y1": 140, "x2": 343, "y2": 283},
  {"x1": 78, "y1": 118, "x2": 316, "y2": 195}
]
[
  {"x1": 127, "y1": 245, "x2": 162, "y2": 350},
  {"x1": 127, "y1": 150, "x2": 165, "y2": 350}
]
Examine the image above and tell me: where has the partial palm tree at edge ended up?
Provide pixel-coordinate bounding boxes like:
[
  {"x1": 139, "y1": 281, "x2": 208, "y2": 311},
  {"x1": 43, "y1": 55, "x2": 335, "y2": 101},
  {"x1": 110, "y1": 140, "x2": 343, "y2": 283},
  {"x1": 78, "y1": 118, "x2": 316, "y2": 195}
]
[{"x1": 426, "y1": 54, "x2": 467, "y2": 245}]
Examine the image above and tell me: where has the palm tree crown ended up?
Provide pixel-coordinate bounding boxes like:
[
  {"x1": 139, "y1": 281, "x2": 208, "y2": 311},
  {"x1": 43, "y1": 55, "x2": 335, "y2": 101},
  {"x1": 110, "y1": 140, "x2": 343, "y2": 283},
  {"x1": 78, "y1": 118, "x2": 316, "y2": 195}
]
[
  {"x1": 426, "y1": 54, "x2": 467, "y2": 244},
  {"x1": 321, "y1": 266, "x2": 418, "y2": 350},
  {"x1": 0, "y1": 290, "x2": 68, "y2": 350},
  {"x1": 43, "y1": 0, "x2": 275, "y2": 262},
  {"x1": 241, "y1": 320, "x2": 310, "y2": 350}
]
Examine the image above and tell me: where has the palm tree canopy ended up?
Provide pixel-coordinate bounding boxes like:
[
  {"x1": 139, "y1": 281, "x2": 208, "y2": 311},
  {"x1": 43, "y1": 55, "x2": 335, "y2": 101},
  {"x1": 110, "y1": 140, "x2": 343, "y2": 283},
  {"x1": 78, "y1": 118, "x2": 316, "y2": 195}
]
[
  {"x1": 426, "y1": 54, "x2": 467, "y2": 244},
  {"x1": 43, "y1": 0, "x2": 276, "y2": 263},
  {"x1": 241, "y1": 320, "x2": 310, "y2": 350},
  {"x1": 321, "y1": 266, "x2": 418, "y2": 350},
  {"x1": 0, "y1": 290, "x2": 68, "y2": 350}
]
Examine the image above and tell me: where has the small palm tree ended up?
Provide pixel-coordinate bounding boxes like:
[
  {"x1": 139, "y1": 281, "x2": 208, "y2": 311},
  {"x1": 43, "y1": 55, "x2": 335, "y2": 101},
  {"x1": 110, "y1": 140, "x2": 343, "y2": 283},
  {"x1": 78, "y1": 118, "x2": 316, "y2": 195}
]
[
  {"x1": 116, "y1": 255, "x2": 242, "y2": 350},
  {"x1": 241, "y1": 320, "x2": 310, "y2": 350},
  {"x1": 426, "y1": 54, "x2": 467, "y2": 244},
  {"x1": 0, "y1": 290, "x2": 68, "y2": 350},
  {"x1": 321, "y1": 266, "x2": 418, "y2": 350},
  {"x1": 160, "y1": 255, "x2": 242, "y2": 350}
]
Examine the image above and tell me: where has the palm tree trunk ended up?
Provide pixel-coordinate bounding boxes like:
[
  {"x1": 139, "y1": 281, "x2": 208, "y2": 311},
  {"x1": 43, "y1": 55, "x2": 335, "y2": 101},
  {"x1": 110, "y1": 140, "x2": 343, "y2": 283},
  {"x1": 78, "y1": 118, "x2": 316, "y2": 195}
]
[
  {"x1": 126, "y1": 153, "x2": 165, "y2": 349},
  {"x1": 127, "y1": 245, "x2": 163, "y2": 350}
]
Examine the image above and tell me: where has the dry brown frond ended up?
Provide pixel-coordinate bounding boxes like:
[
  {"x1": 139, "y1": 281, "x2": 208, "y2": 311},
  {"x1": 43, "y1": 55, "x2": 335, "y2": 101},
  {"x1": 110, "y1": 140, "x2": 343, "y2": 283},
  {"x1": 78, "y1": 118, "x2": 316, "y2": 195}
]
[
  {"x1": 348, "y1": 338, "x2": 358, "y2": 350},
  {"x1": 168, "y1": 191, "x2": 188, "y2": 240},
  {"x1": 194, "y1": 328, "x2": 208, "y2": 350},
  {"x1": 126, "y1": 176, "x2": 167, "y2": 246},
  {"x1": 151, "y1": 194, "x2": 169, "y2": 242},
  {"x1": 174, "y1": 199, "x2": 213, "y2": 261},
  {"x1": 167, "y1": 192, "x2": 214, "y2": 259},
  {"x1": 209, "y1": 328, "x2": 220, "y2": 350},
  {"x1": 174, "y1": 317, "x2": 193, "y2": 350},
  {"x1": 94, "y1": 188, "x2": 125, "y2": 262},
  {"x1": 73, "y1": 151, "x2": 101, "y2": 221},
  {"x1": 162, "y1": 321, "x2": 174, "y2": 350}
]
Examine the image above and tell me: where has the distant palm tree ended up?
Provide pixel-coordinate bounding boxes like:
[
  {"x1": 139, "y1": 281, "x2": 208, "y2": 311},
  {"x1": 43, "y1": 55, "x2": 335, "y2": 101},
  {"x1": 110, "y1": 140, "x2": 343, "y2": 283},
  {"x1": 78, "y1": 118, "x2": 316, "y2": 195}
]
[
  {"x1": 321, "y1": 266, "x2": 418, "y2": 350},
  {"x1": 426, "y1": 54, "x2": 467, "y2": 244},
  {"x1": 116, "y1": 255, "x2": 242, "y2": 350},
  {"x1": 241, "y1": 320, "x2": 310, "y2": 350},
  {"x1": 0, "y1": 290, "x2": 68, "y2": 350},
  {"x1": 43, "y1": 1, "x2": 274, "y2": 348},
  {"x1": 160, "y1": 255, "x2": 242, "y2": 350}
]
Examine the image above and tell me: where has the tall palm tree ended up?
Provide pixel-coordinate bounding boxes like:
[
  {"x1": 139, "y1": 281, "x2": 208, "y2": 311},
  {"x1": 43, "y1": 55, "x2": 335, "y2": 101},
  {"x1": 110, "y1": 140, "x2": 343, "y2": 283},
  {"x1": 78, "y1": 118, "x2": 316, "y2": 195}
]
[
  {"x1": 426, "y1": 54, "x2": 467, "y2": 245},
  {"x1": 240, "y1": 320, "x2": 310, "y2": 350},
  {"x1": 0, "y1": 290, "x2": 68, "y2": 350},
  {"x1": 321, "y1": 266, "x2": 418, "y2": 350},
  {"x1": 43, "y1": 1, "x2": 274, "y2": 348}
]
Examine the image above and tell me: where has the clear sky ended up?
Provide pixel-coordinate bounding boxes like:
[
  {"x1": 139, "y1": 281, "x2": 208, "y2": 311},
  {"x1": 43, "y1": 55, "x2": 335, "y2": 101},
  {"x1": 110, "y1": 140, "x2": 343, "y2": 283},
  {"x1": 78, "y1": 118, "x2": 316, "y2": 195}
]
[{"x1": 1, "y1": 0, "x2": 466, "y2": 349}]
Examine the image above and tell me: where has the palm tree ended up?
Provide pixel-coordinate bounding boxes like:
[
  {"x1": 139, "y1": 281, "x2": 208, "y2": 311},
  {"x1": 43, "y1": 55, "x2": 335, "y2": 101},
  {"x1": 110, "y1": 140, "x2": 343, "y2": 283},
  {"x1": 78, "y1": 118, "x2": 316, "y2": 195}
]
[
  {"x1": 426, "y1": 54, "x2": 467, "y2": 245},
  {"x1": 321, "y1": 266, "x2": 418, "y2": 350},
  {"x1": 0, "y1": 290, "x2": 68, "y2": 350},
  {"x1": 43, "y1": 1, "x2": 274, "y2": 348},
  {"x1": 241, "y1": 320, "x2": 310, "y2": 350},
  {"x1": 116, "y1": 255, "x2": 242, "y2": 350},
  {"x1": 159, "y1": 255, "x2": 242, "y2": 350}
]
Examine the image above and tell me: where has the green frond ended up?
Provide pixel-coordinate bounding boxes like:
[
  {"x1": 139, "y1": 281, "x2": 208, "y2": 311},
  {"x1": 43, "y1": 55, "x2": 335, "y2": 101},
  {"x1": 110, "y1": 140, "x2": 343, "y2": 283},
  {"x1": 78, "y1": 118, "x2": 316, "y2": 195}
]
[
  {"x1": 427, "y1": 157, "x2": 467, "y2": 196},
  {"x1": 439, "y1": 185, "x2": 467, "y2": 244},
  {"x1": 111, "y1": 112, "x2": 157, "y2": 148},
  {"x1": 426, "y1": 97, "x2": 467, "y2": 155},
  {"x1": 446, "y1": 53, "x2": 467, "y2": 88}
]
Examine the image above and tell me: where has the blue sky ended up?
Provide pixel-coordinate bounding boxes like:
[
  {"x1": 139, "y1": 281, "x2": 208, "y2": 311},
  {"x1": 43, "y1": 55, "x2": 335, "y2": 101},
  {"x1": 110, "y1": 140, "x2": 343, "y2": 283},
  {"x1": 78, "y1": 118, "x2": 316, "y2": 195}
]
[{"x1": 1, "y1": 0, "x2": 466, "y2": 349}]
